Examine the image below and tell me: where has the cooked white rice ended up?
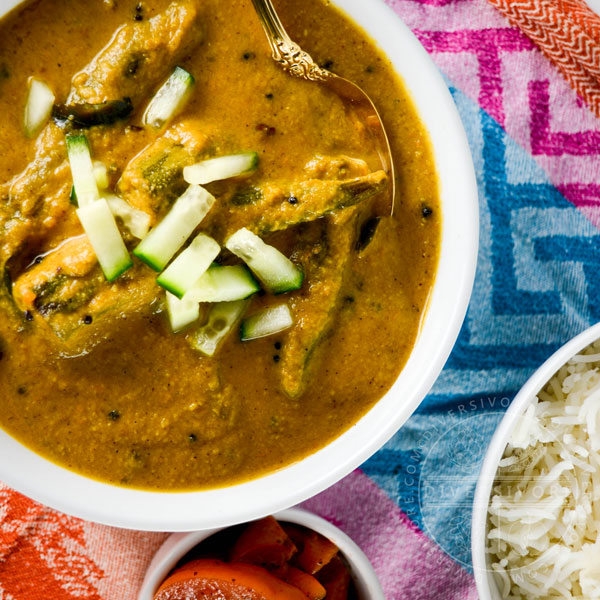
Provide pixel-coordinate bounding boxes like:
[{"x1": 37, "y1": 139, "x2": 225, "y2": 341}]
[{"x1": 487, "y1": 340, "x2": 600, "y2": 599}]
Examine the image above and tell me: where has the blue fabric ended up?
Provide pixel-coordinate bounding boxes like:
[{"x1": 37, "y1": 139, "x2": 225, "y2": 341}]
[{"x1": 363, "y1": 85, "x2": 600, "y2": 570}]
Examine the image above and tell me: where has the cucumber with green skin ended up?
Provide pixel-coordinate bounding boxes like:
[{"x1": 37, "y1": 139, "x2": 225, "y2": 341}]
[
  {"x1": 225, "y1": 228, "x2": 303, "y2": 294},
  {"x1": 240, "y1": 304, "x2": 293, "y2": 341},
  {"x1": 188, "y1": 299, "x2": 250, "y2": 357},
  {"x1": 133, "y1": 184, "x2": 215, "y2": 271},
  {"x1": 93, "y1": 161, "x2": 110, "y2": 190},
  {"x1": 157, "y1": 233, "x2": 220, "y2": 298},
  {"x1": 70, "y1": 187, "x2": 150, "y2": 241},
  {"x1": 76, "y1": 197, "x2": 133, "y2": 282},
  {"x1": 183, "y1": 264, "x2": 260, "y2": 303},
  {"x1": 66, "y1": 134, "x2": 100, "y2": 207},
  {"x1": 183, "y1": 152, "x2": 259, "y2": 185},
  {"x1": 165, "y1": 291, "x2": 200, "y2": 333},
  {"x1": 104, "y1": 194, "x2": 151, "y2": 240},
  {"x1": 143, "y1": 66, "x2": 194, "y2": 129},
  {"x1": 24, "y1": 77, "x2": 54, "y2": 138},
  {"x1": 69, "y1": 160, "x2": 109, "y2": 207}
]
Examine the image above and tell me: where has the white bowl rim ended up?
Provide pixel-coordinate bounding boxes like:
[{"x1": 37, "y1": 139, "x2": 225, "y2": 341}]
[
  {"x1": 0, "y1": 0, "x2": 479, "y2": 530},
  {"x1": 137, "y1": 506, "x2": 385, "y2": 600},
  {"x1": 471, "y1": 321, "x2": 600, "y2": 600}
]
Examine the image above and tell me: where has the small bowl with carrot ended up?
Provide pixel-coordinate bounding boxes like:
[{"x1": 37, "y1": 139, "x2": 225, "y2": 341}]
[{"x1": 138, "y1": 507, "x2": 384, "y2": 600}]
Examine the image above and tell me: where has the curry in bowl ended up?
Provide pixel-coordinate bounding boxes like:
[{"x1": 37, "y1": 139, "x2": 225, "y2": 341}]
[{"x1": 0, "y1": 0, "x2": 440, "y2": 490}]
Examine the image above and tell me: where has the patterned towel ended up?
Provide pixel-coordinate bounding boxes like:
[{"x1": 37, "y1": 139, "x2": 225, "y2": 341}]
[
  {"x1": 2, "y1": 0, "x2": 600, "y2": 598},
  {"x1": 488, "y1": 0, "x2": 600, "y2": 117}
]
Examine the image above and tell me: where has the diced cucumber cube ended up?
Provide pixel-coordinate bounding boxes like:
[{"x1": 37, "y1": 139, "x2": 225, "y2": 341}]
[
  {"x1": 93, "y1": 161, "x2": 110, "y2": 190},
  {"x1": 76, "y1": 197, "x2": 132, "y2": 281},
  {"x1": 24, "y1": 77, "x2": 54, "y2": 138},
  {"x1": 143, "y1": 66, "x2": 194, "y2": 129},
  {"x1": 104, "y1": 194, "x2": 151, "y2": 240},
  {"x1": 241, "y1": 304, "x2": 293, "y2": 341},
  {"x1": 225, "y1": 228, "x2": 303, "y2": 294},
  {"x1": 157, "y1": 233, "x2": 220, "y2": 298},
  {"x1": 165, "y1": 291, "x2": 200, "y2": 333},
  {"x1": 133, "y1": 185, "x2": 215, "y2": 271},
  {"x1": 183, "y1": 152, "x2": 259, "y2": 185},
  {"x1": 183, "y1": 264, "x2": 260, "y2": 303},
  {"x1": 188, "y1": 299, "x2": 250, "y2": 357},
  {"x1": 66, "y1": 134, "x2": 100, "y2": 207}
]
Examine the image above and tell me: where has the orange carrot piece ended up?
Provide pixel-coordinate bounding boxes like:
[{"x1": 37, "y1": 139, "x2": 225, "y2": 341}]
[
  {"x1": 273, "y1": 565, "x2": 327, "y2": 600},
  {"x1": 282, "y1": 524, "x2": 307, "y2": 552},
  {"x1": 155, "y1": 577, "x2": 268, "y2": 600},
  {"x1": 317, "y1": 556, "x2": 351, "y2": 600},
  {"x1": 155, "y1": 558, "x2": 306, "y2": 600},
  {"x1": 293, "y1": 530, "x2": 339, "y2": 574},
  {"x1": 230, "y1": 516, "x2": 297, "y2": 568}
]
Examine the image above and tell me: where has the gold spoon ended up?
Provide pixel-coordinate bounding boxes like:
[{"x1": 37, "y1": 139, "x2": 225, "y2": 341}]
[{"x1": 251, "y1": 0, "x2": 396, "y2": 217}]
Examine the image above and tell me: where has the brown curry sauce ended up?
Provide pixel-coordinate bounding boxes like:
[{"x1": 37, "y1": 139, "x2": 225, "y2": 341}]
[{"x1": 0, "y1": 0, "x2": 440, "y2": 490}]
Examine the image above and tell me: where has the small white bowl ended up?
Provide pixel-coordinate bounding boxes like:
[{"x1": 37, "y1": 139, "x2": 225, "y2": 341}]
[
  {"x1": 471, "y1": 321, "x2": 600, "y2": 600},
  {"x1": 137, "y1": 507, "x2": 384, "y2": 600},
  {"x1": 0, "y1": 0, "x2": 478, "y2": 530}
]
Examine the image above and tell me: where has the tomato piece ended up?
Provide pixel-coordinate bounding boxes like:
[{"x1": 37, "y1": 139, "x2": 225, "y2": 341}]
[
  {"x1": 230, "y1": 516, "x2": 297, "y2": 568},
  {"x1": 154, "y1": 559, "x2": 307, "y2": 600}
]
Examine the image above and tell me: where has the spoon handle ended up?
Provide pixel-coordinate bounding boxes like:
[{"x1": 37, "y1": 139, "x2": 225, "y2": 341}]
[{"x1": 251, "y1": 0, "x2": 331, "y2": 82}]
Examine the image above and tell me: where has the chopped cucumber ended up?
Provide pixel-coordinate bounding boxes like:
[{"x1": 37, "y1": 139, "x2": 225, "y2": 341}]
[
  {"x1": 241, "y1": 304, "x2": 293, "y2": 341},
  {"x1": 183, "y1": 264, "x2": 260, "y2": 303},
  {"x1": 71, "y1": 162, "x2": 110, "y2": 208},
  {"x1": 66, "y1": 134, "x2": 100, "y2": 207},
  {"x1": 143, "y1": 66, "x2": 194, "y2": 129},
  {"x1": 93, "y1": 161, "x2": 110, "y2": 190},
  {"x1": 133, "y1": 185, "x2": 215, "y2": 271},
  {"x1": 188, "y1": 299, "x2": 250, "y2": 357},
  {"x1": 104, "y1": 194, "x2": 151, "y2": 240},
  {"x1": 225, "y1": 228, "x2": 303, "y2": 294},
  {"x1": 24, "y1": 77, "x2": 54, "y2": 138},
  {"x1": 157, "y1": 233, "x2": 220, "y2": 298},
  {"x1": 76, "y1": 197, "x2": 133, "y2": 281},
  {"x1": 183, "y1": 152, "x2": 259, "y2": 185},
  {"x1": 165, "y1": 291, "x2": 200, "y2": 333}
]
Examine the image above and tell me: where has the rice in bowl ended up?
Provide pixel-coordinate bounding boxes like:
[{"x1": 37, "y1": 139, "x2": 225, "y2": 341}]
[{"x1": 488, "y1": 340, "x2": 600, "y2": 599}]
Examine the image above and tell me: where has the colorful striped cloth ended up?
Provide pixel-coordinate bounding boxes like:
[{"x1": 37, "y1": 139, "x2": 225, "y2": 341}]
[{"x1": 2, "y1": 0, "x2": 600, "y2": 597}]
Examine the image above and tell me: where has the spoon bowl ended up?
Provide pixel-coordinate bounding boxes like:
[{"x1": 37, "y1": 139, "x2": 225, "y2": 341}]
[{"x1": 251, "y1": 0, "x2": 396, "y2": 217}]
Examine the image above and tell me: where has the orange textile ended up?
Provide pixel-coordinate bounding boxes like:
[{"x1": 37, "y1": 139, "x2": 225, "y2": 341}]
[
  {"x1": 487, "y1": 0, "x2": 600, "y2": 117},
  {"x1": 0, "y1": 486, "x2": 167, "y2": 599}
]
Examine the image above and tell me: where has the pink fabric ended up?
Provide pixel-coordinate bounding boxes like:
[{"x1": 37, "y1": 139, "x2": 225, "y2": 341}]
[
  {"x1": 0, "y1": 471, "x2": 476, "y2": 600},
  {"x1": 486, "y1": 0, "x2": 600, "y2": 118},
  {"x1": 303, "y1": 471, "x2": 478, "y2": 600},
  {"x1": 387, "y1": 0, "x2": 600, "y2": 228}
]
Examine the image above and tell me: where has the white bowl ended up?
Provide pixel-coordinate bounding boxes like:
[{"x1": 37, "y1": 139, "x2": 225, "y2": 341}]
[
  {"x1": 471, "y1": 322, "x2": 600, "y2": 599},
  {"x1": 137, "y1": 507, "x2": 385, "y2": 600},
  {"x1": 0, "y1": 0, "x2": 478, "y2": 530}
]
